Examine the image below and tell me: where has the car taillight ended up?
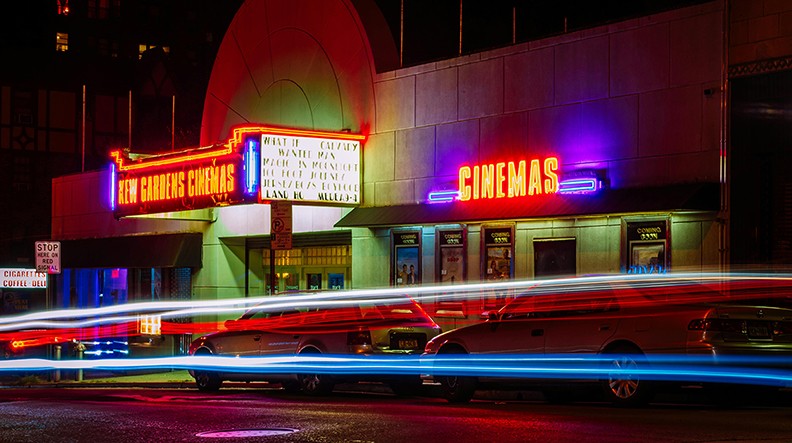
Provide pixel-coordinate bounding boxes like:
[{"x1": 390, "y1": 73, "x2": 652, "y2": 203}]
[
  {"x1": 347, "y1": 329, "x2": 372, "y2": 345},
  {"x1": 11, "y1": 340, "x2": 24, "y2": 349},
  {"x1": 772, "y1": 321, "x2": 792, "y2": 336},
  {"x1": 347, "y1": 329, "x2": 372, "y2": 353},
  {"x1": 688, "y1": 318, "x2": 745, "y2": 333}
]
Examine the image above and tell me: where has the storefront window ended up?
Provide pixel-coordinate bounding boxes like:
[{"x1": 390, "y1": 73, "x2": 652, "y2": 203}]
[
  {"x1": 54, "y1": 267, "x2": 192, "y2": 358},
  {"x1": 481, "y1": 226, "x2": 515, "y2": 312},
  {"x1": 307, "y1": 273, "x2": 322, "y2": 290},
  {"x1": 436, "y1": 227, "x2": 466, "y2": 284},
  {"x1": 482, "y1": 226, "x2": 514, "y2": 281},
  {"x1": 261, "y1": 246, "x2": 351, "y2": 292},
  {"x1": 392, "y1": 230, "x2": 422, "y2": 287},
  {"x1": 534, "y1": 238, "x2": 576, "y2": 278},
  {"x1": 623, "y1": 219, "x2": 669, "y2": 274},
  {"x1": 328, "y1": 273, "x2": 345, "y2": 290}
]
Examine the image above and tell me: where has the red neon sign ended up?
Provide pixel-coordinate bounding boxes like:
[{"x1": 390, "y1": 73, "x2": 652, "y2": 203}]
[
  {"x1": 110, "y1": 125, "x2": 366, "y2": 218},
  {"x1": 458, "y1": 157, "x2": 559, "y2": 201}
]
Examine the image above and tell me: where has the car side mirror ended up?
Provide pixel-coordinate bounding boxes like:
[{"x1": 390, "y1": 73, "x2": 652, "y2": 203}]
[
  {"x1": 224, "y1": 319, "x2": 237, "y2": 329},
  {"x1": 488, "y1": 311, "x2": 499, "y2": 321}
]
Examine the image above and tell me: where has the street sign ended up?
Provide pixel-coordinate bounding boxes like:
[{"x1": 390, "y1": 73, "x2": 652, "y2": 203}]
[
  {"x1": 270, "y1": 201, "x2": 292, "y2": 250},
  {"x1": 35, "y1": 241, "x2": 61, "y2": 274},
  {"x1": 0, "y1": 268, "x2": 47, "y2": 288}
]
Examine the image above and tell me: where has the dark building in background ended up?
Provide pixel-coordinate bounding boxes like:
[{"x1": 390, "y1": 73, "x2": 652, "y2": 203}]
[
  {"x1": 0, "y1": 0, "x2": 243, "y2": 269},
  {"x1": 729, "y1": 5, "x2": 792, "y2": 268}
]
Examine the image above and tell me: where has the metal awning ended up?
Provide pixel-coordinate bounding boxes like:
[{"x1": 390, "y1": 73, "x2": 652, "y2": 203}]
[
  {"x1": 335, "y1": 183, "x2": 720, "y2": 228},
  {"x1": 59, "y1": 232, "x2": 202, "y2": 269}
]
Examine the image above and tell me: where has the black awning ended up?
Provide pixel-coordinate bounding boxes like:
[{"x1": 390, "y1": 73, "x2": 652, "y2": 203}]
[
  {"x1": 244, "y1": 230, "x2": 352, "y2": 249},
  {"x1": 335, "y1": 183, "x2": 720, "y2": 228},
  {"x1": 60, "y1": 232, "x2": 202, "y2": 269}
]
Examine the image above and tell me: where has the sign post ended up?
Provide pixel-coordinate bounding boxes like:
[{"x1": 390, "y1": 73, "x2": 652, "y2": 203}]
[
  {"x1": 269, "y1": 202, "x2": 292, "y2": 295},
  {"x1": 35, "y1": 241, "x2": 61, "y2": 274},
  {"x1": 34, "y1": 241, "x2": 60, "y2": 380},
  {"x1": 271, "y1": 201, "x2": 293, "y2": 250}
]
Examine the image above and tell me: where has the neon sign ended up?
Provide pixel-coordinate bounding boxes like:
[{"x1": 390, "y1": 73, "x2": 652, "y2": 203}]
[
  {"x1": 110, "y1": 144, "x2": 247, "y2": 218},
  {"x1": 110, "y1": 125, "x2": 365, "y2": 217},
  {"x1": 458, "y1": 157, "x2": 559, "y2": 201}
]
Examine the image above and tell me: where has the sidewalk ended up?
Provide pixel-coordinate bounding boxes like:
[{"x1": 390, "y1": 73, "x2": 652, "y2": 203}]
[
  {"x1": 1, "y1": 369, "x2": 197, "y2": 389},
  {"x1": 1, "y1": 369, "x2": 546, "y2": 401}
]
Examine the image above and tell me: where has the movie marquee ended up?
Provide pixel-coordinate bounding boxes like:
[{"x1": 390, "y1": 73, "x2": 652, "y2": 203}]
[{"x1": 110, "y1": 125, "x2": 365, "y2": 218}]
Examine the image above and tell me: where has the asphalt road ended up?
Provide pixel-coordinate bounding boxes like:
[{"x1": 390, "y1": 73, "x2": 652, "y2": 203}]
[{"x1": 1, "y1": 386, "x2": 792, "y2": 443}]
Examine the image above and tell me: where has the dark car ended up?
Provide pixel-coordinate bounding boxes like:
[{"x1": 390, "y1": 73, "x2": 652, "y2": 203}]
[
  {"x1": 422, "y1": 275, "x2": 792, "y2": 406},
  {"x1": 189, "y1": 294, "x2": 441, "y2": 395}
]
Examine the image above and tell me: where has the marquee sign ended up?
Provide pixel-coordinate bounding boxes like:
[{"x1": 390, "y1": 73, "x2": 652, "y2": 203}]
[{"x1": 110, "y1": 125, "x2": 365, "y2": 218}]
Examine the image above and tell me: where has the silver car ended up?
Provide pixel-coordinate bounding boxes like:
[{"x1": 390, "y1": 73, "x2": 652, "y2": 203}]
[
  {"x1": 189, "y1": 295, "x2": 441, "y2": 395},
  {"x1": 423, "y1": 276, "x2": 792, "y2": 406}
]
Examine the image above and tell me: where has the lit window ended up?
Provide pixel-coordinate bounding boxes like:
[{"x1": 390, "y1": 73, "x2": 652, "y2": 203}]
[
  {"x1": 56, "y1": 33, "x2": 69, "y2": 52},
  {"x1": 138, "y1": 44, "x2": 170, "y2": 59},
  {"x1": 57, "y1": 0, "x2": 70, "y2": 15}
]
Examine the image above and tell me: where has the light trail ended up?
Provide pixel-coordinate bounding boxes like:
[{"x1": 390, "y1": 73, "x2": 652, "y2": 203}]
[
  {"x1": 3, "y1": 271, "x2": 790, "y2": 327},
  {"x1": 1, "y1": 354, "x2": 791, "y2": 388},
  {"x1": 2, "y1": 272, "x2": 792, "y2": 350}
]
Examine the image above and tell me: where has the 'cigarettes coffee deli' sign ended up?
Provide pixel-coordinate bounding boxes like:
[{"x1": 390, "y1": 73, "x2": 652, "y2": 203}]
[{"x1": 110, "y1": 125, "x2": 365, "y2": 218}]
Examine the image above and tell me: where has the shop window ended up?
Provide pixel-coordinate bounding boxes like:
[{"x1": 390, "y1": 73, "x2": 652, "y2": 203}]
[
  {"x1": 623, "y1": 219, "x2": 669, "y2": 274},
  {"x1": 482, "y1": 226, "x2": 514, "y2": 281},
  {"x1": 328, "y1": 273, "x2": 345, "y2": 290},
  {"x1": 261, "y1": 246, "x2": 350, "y2": 293},
  {"x1": 480, "y1": 226, "x2": 515, "y2": 311},
  {"x1": 307, "y1": 273, "x2": 322, "y2": 290},
  {"x1": 263, "y1": 246, "x2": 351, "y2": 267},
  {"x1": 392, "y1": 230, "x2": 422, "y2": 287},
  {"x1": 534, "y1": 238, "x2": 576, "y2": 278},
  {"x1": 55, "y1": 266, "x2": 192, "y2": 358},
  {"x1": 436, "y1": 227, "x2": 466, "y2": 284}
]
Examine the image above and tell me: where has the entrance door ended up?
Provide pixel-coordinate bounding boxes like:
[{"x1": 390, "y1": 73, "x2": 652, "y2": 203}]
[
  {"x1": 303, "y1": 267, "x2": 349, "y2": 290},
  {"x1": 534, "y1": 238, "x2": 576, "y2": 278}
]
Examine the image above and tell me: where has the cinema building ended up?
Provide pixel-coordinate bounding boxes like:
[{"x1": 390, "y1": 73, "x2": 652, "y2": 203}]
[{"x1": 48, "y1": 0, "x2": 792, "y2": 354}]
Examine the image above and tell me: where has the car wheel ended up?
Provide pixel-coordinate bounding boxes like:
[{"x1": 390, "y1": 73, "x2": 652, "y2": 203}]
[
  {"x1": 298, "y1": 372, "x2": 334, "y2": 395},
  {"x1": 600, "y1": 345, "x2": 653, "y2": 407},
  {"x1": 194, "y1": 369, "x2": 222, "y2": 392},
  {"x1": 297, "y1": 349, "x2": 335, "y2": 395},
  {"x1": 437, "y1": 347, "x2": 476, "y2": 403},
  {"x1": 192, "y1": 349, "x2": 222, "y2": 392}
]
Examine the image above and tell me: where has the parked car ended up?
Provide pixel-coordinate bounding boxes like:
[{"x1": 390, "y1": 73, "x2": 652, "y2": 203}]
[
  {"x1": 422, "y1": 276, "x2": 792, "y2": 406},
  {"x1": 189, "y1": 294, "x2": 441, "y2": 395}
]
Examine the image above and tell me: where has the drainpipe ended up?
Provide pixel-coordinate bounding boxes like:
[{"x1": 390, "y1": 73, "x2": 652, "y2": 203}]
[{"x1": 719, "y1": 0, "x2": 730, "y2": 273}]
